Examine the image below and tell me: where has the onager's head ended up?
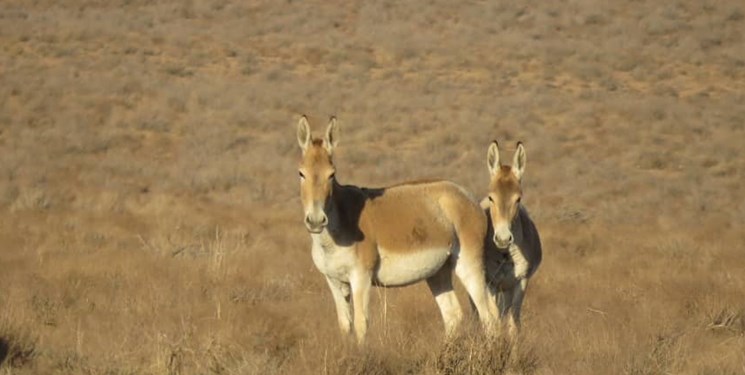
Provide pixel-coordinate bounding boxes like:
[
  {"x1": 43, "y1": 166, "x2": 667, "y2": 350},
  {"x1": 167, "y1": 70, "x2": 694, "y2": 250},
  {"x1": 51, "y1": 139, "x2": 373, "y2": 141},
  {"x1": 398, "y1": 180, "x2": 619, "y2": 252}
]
[
  {"x1": 486, "y1": 141, "x2": 526, "y2": 249},
  {"x1": 296, "y1": 115, "x2": 339, "y2": 233}
]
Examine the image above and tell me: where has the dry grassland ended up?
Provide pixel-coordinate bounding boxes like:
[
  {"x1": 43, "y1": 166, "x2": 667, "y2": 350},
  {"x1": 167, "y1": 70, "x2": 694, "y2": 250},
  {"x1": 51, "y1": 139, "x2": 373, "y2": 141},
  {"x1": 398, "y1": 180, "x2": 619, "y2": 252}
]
[{"x1": 1, "y1": 0, "x2": 745, "y2": 374}]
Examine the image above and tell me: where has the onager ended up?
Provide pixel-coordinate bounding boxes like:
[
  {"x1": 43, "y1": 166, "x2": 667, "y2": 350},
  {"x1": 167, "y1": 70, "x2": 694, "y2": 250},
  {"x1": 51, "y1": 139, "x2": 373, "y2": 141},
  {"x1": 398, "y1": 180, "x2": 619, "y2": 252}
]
[
  {"x1": 296, "y1": 116, "x2": 497, "y2": 344},
  {"x1": 482, "y1": 140, "x2": 542, "y2": 337}
]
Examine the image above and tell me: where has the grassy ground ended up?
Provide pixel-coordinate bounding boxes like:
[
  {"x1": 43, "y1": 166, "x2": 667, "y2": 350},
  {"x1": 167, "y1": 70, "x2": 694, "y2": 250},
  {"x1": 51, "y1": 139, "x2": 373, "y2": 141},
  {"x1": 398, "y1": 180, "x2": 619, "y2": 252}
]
[{"x1": 1, "y1": 0, "x2": 745, "y2": 373}]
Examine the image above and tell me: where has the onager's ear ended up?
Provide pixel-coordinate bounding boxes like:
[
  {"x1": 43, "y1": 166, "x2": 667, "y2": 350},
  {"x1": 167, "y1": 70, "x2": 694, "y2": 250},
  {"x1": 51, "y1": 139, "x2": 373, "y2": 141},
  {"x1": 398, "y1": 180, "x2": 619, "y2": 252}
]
[
  {"x1": 487, "y1": 140, "x2": 501, "y2": 176},
  {"x1": 297, "y1": 115, "x2": 311, "y2": 153},
  {"x1": 324, "y1": 116, "x2": 339, "y2": 154},
  {"x1": 512, "y1": 141, "x2": 526, "y2": 180}
]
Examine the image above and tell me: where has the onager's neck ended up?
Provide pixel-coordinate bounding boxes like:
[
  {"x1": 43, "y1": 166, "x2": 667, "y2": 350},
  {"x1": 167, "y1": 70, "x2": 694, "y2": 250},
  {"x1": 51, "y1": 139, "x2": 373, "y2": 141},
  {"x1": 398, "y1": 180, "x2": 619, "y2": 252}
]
[
  {"x1": 315, "y1": 180, "x2": 367, "y2": 246},
  {"x1": 325, "y1": 180, "x2": 345, "y2": 229},
  {"x1": 511, "y1": 205, "x2": 525, "y2": 243}
]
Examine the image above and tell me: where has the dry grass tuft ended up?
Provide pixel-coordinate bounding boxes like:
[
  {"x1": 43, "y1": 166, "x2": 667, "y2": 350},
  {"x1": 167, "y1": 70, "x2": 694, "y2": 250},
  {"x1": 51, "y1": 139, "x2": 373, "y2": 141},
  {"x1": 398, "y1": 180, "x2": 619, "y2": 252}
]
[
  {"x1": 325, "y1": 347, "x2": 394, "y2": 375},
  {"x1": 625, "y1": 332, "x2": 684, "y2": 375},
  {"x1": 435, "y1": 331, "x2": 538, "y2": 375}
]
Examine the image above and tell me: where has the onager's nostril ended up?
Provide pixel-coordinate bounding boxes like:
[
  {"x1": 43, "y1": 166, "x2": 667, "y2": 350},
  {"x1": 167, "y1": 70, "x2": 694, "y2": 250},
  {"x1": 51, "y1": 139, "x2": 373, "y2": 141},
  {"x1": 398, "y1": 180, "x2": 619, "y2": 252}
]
[
  {"x1": 305, "y1": 214, "x2": 328, "y2": 231},
  {"x1": 494, "y1": 235, "x2": 512, "y2": 249}
]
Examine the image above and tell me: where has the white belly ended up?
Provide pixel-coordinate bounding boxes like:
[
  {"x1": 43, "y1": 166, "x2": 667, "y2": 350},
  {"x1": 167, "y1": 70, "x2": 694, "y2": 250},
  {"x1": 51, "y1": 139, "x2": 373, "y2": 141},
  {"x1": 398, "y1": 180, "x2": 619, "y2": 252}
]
[
  {"x1": 311, "y1": 231, "x2": 452, "y2": 287},
  {"x1": 374, "y1": 248, "x2": 450, "y2": 287}
]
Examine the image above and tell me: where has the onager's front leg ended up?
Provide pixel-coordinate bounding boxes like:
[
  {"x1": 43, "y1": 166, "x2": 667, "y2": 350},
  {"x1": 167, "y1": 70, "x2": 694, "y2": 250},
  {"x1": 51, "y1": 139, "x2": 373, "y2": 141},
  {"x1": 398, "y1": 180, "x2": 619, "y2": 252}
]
[
  {"x1": 325, "y1": 276, "x2": 352, "y2": 336},
  {"x1": 508, "y1": 278, "x2": 529, "y2": 338},
  {"x1": 350, "y1": 268, "x2": 372, "y2": 344}
]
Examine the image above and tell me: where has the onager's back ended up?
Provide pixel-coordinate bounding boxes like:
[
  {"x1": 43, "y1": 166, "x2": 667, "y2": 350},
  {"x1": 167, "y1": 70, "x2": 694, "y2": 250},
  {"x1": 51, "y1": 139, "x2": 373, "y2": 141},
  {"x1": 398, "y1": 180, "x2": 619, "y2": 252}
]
[
  {"x1": 295, "y1": 116, "x2": 497, "y2": 343},
  {"x1": 482, "y1": 140, "x2": 542, "y2": 337}
]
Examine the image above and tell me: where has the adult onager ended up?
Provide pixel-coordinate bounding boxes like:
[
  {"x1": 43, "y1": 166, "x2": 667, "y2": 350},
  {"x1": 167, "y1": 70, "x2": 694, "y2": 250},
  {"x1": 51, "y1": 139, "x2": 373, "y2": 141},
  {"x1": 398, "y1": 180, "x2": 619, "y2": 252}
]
[
  {"x1": 296, "y1": 116, "x2": 497, "y2": 344},
  {"x1": 482, "y1": 140, "x2": 542, "y2": 336}
]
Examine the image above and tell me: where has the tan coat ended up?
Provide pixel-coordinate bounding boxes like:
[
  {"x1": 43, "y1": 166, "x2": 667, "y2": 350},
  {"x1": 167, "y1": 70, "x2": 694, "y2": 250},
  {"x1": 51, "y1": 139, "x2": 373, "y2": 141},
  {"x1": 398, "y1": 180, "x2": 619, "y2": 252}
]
[{"x1": 297, "y1": 116, "x2": 497, "y2": 343}]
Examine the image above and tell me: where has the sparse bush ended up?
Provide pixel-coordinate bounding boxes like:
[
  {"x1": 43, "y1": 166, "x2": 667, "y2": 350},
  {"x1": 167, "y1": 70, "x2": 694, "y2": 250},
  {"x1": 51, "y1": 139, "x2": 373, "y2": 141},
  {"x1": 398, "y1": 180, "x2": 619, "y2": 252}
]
[{"x1": 164, "y1": 65, "x2": 194, "y2": 77}]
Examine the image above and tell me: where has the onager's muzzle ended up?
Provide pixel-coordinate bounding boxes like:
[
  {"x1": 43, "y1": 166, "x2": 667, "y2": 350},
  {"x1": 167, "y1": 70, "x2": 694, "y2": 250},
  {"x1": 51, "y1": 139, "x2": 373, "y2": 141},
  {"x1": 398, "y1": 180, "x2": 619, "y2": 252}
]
[
  {"x1": 492, "y1": 224, "x2": 514, "y2": 249},
  {"x1": 304, "y1": 208, "x2": 328, "y2": 233}
]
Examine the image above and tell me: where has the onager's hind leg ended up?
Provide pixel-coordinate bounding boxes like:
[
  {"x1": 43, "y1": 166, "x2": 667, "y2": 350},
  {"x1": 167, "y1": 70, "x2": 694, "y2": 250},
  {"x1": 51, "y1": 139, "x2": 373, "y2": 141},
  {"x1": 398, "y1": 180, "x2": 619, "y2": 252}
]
[
  {"x1": 325, "y1": 277, "x2": 352, "y2": 337},
  {"x1": 426, "y1": 263, "x2": 463, "y2": 338}
]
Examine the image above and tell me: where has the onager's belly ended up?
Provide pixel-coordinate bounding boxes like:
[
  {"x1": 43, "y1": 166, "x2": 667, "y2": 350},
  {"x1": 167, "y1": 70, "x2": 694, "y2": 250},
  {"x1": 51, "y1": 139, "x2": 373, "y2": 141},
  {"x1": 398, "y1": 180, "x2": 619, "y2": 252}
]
[{"x1": 374, "y1": 247, "x2": 450, "y2": 287}]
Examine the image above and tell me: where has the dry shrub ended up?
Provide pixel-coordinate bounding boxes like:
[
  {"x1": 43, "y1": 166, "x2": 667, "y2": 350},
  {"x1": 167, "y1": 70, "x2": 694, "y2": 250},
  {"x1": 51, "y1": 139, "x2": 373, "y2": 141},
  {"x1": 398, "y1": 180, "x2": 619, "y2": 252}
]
[
  {"x1": 0, "y1": 319, "x2": 38, "y2": 368},
  {"x1": 705, "y1": 307, "x2": 745, "y2": 335}
]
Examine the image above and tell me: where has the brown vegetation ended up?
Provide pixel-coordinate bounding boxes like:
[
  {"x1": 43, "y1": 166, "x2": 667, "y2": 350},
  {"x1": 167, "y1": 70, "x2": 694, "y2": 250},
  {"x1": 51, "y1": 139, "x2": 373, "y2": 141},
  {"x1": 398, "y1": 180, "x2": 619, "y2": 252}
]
[{"x1": 1, "y1": 0, "x2": 744, "y2": 373}]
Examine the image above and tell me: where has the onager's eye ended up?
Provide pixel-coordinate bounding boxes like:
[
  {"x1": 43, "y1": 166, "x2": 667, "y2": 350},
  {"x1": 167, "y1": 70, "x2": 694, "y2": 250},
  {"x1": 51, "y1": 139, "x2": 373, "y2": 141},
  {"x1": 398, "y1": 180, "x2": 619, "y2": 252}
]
[
  {"x1": 516, "y1": 196, "x2": 522, "y2": 204},
  {"x1": 329, "y1": 172, "x2": 336, "y2": 180},
  {"x1": 298, "y1": 171, "x2": 305, "y2": 179},
  {"x1": 488, "y1": 196, "x2": 494, "y2": 203}
]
